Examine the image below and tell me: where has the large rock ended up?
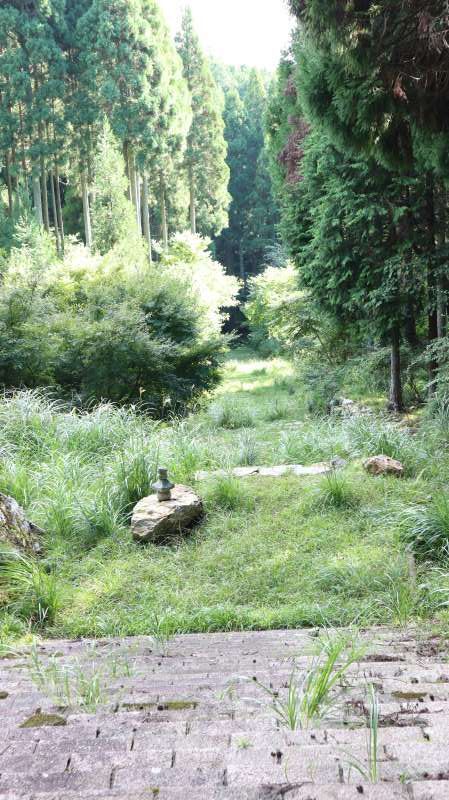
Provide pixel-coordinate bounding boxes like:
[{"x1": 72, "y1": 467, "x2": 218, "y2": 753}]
[
  {"x1": 363, "y1": 455, "x2": 404, "y2": 478},
  {"x1": 330, "y1": 397, "x2": 370, "y2": 416},
  {"x1": 0, "y1": 493, "x2": 43, "y2": 553},
  {"x1": 131, "y1": 485, "x2": 203, "y2": 544}
]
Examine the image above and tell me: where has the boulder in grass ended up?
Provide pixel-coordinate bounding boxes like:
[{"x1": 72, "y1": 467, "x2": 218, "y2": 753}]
[
  {"x1": 363, "y1": 455, "x2": 404, "y2": 478},
  {"x1": 0, "y1": 493, "x2": 43, "y2": 554},
  {"x1": 131, "y1": 485, "x2": 203, "y2": 544}
]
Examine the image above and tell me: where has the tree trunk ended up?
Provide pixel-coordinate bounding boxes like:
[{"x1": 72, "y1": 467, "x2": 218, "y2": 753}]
[
  {"x1": 239, "y1": 244, "x2": 246, "y2": 287},
  {"x1": 437, "y1": 183, "x2": 447, "y2": 338},
  {"x1": 33, "y1": 173, "x2": 43, "y2": 226},
  {"x1": 55, "y1": 165, "x2": 65, "y2": 252},
  {"x1": 426, "y1": 172, "x2": 438, "y2": 392},
  {"x1": 404, "y1": 302, "x2": 418, "y2": 347},
  {"x1": 80, "y1": 170, "x2": 92, "y2": 248},
  {"x1": 5, "y1": 151, "x2": 13, "y2": 215},
  {"x1": 123, "y1": 141, "x2": 132, "y2": 202},
  {"x1": 389, "y1": 326, "x2": 404, "y2": 412},
  {"x1": 18, "y1": 102, "x2": 27, "y2": 177},
  {"x1": 126, "y1": 143, "x2": 140, "y2": 230},
  {"x1": 189, "y1": 165, "x2": 196, "y2": 235},
  {"x1": 135, "y1": 170, "x2": 142, "y2": 235},
  {"x1": 161, "y1": 178, "x2": 168, "y2": 250},
  {"x1": 141, "y1": 175, "x2": 152, "y2": 264},
  {"x1": 437, "y1": 289, "x2": 445, "y2": 339},
  {"x1": 49, "y1": 168, "x2": 61, "y2": 254},
  {"x1": 40, "y1": 161, "x2": 50, "y2": 232}
]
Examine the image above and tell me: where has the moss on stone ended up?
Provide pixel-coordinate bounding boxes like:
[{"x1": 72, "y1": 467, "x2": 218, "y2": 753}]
[
  {"x1": 391, "y1": 690, "x2": 427, "y2": 701},
  {"x1": 20, "y1": 711, "x2": 67, "y2": 728}
]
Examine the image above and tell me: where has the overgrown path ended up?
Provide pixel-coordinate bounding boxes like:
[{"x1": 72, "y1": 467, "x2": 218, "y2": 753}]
[
  {"x1": 1, "y1": 627, "x2": 449, "y2": 798},
  {"x1": 0, "y1": 348, "x2": 442, "y2": 639}
]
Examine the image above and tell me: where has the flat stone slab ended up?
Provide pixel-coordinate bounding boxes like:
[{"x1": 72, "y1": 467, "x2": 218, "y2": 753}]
[
  {"x1": 195, "y1": 463, "x2": 332, "y2": 481},
  {"x1": 131, "y1": 486, "x2": 203, "y2": 543},
  {"x1": 1, "y1": 627, "x2": 449, "y2": 798}
]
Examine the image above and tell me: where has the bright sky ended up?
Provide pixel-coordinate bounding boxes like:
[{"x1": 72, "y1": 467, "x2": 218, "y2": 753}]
[{"x1": 160, "y1": 0, "x2": 293, "y2": 71}]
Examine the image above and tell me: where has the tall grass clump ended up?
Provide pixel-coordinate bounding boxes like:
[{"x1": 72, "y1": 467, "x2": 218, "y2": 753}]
[
  {"x1": 0, "y1": 390, "x2": 163, "y2": 549},
  {"x1": 399, "y1": 493, "x2": 449, "y2": 561},
  {"x1": 254, "y1": 631, "x2": 362, "y2": 730},
  {"x1": 0, "y1": 545, "x2": 60, "y2": 627},
  {"x1": 113, "y1": 436, "x2": 160, "y2": 513},
  {"x1": 315, "y1": 470, "x2": 359, "y2": 510},
  {"x1": 424, "y1": 390, "x2": 449, "y2": 438},
  {"x1": 0, "y1": 390, "x2": 61, "y2": 458},
  {"x1": 204, "y1": 475, "x2": 254, "y2": 511},
  {"x1": 236, "y1": 430, "x2": 259, "y2": 466},
  {"x1": 263, "y1": 399, "x2": 290, "y2": 422},
  {"x1": 167, "y1": 420, "x2": 218, "y2": 483},
  {"x1": 279, "y1": 419, "x2": 346, "y2": 465},
  {"x1": 345, "y1": 415, "x2": 425, "y2": 475},
  {"x1": 209, "y1": 398, "x2": 256, "y2": 430}
]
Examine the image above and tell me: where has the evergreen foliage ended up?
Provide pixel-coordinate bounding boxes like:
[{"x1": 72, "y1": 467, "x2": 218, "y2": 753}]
[
  {"x1": 90, "y1": 120, "x2": 137, "y2": 254},
  {"x1": 290, "y1": 2, "x2": 449, "y2": 171},
  {"x1": 0, "y1": 0, "x2": 231, "y2": 250},
  {"x1": 214, "y1": 66, "x2": 279, "y2": 282},
  {"x1": 176, "y1": 8, "x2": 230, "y2": 237},
  {"x1": 267, "y1": 15, "x2": 449, "y2": 410}
]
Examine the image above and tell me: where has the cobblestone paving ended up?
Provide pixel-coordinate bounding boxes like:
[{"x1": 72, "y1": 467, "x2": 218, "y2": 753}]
[{"x1": 1, "y1": 628, "x2": 449, "y2": 799}]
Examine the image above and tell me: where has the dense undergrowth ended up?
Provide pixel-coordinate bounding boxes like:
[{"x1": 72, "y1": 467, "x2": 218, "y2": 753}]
[{"x1": 2, "y1": 349, "x2": 449, "y2": 642}]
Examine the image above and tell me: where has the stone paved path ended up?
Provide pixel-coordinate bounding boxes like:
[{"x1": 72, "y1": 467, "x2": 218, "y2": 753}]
[{"x1": 1, "y1": 627, "x2": 449, "y2": 799}]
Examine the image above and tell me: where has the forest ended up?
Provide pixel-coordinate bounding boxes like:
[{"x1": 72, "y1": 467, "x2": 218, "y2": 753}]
[
  {"x1": 0, "y1": 0, "x2": 278, "y2": 410},
  {"x1": 1, "y1": 0, "x2": 449, "y2": 651}
]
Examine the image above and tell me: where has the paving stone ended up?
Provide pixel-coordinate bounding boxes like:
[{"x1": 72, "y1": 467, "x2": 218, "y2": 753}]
[{"x1": 1, "y1": 627, "x2": 449, "y2": 798}]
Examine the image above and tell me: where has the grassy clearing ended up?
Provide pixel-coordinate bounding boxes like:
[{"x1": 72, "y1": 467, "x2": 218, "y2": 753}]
[{"x1": 1, "y1": 348, "x2": 449, "y2": 641}]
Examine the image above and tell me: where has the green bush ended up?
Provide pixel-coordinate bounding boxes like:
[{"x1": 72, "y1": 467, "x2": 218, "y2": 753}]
[
  {"x1": 0, "y1": 225, "x2": 238, "y2": 414},
  {"x1": 244, "y1": 263, "x2": 316, "y2": 355}
]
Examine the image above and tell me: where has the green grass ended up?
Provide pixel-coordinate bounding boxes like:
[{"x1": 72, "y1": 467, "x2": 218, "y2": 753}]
[{"x1": 0, "y1": 349, "x2": 447, "y2": 641}]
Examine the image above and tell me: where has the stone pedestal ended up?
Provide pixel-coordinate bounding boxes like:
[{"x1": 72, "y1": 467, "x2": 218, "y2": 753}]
[{"x1": 131, "y1": 485, "x2": 203, "y2": 544}]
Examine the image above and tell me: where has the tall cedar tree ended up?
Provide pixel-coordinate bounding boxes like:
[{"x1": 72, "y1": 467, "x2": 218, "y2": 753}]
[
  {"x1": 0, "y1": 1, "x2": 66, "y2": 239},
  {"x1": 287, "y1": 4, "x2": 449, "y2": 391},
  {"x1": 267, "y1": 44, "x2": 433, "y2": 409},
  {"x1": 146, "y1": 6, "x2": 191, "y2": 252},
  {"x1": 176, "y1": 8, "x2": 230, "y2": 238},
  {"x1": 214, "y1": 66, "x2": 279, "y2": 283},
  {"x1": 289, "y1": 1, "x2": 449, "y2": 171},
  {"x1": 76, "y1": 0, "x2": 168, "y2": 253}
]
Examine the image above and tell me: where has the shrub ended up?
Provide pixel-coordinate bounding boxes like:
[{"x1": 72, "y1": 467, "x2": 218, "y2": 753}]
[
  {"x1": 299, "y1": 361, "x2": 345, "y2": 416},
  {"x1": 0, "y1": 224, "x2": 238, "y2": 414},
  {"x1": 244, "y1": 263, "x2": 316, "y2": 355}
]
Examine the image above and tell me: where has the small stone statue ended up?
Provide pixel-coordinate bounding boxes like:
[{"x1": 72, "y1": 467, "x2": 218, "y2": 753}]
[{"x1": 152, "y1": 467, "x2": 175, "y2": 502}]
